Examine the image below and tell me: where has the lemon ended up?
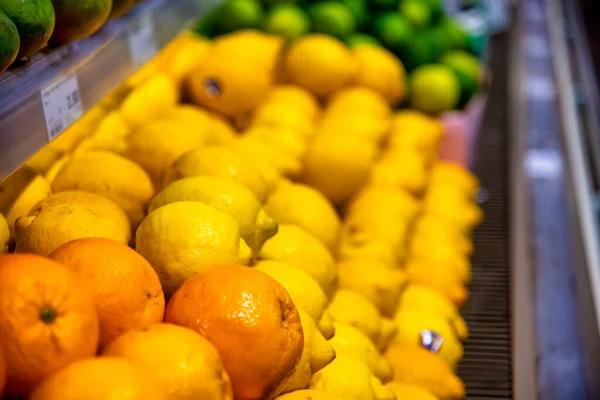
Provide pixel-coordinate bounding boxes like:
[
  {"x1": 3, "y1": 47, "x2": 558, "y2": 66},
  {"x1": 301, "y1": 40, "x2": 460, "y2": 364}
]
[
  {"x1": 212, "y1": 29, "x2": 284, "y2": 70},
  {"x1": 188, "y1": 43, "x2": 274, "y2": 118},
  {"x1": 149, "y1": 176, "x2": 277, "y2": 253},
  {"x1": 126, "y1": 119, "x2": 211, "y2": 190},
  {"x1": 29, "y1": 191, "x2": 132, "y2": 244},
  {"x1": 399, "y1": 284, "x2": 469, "y2": 341},
  {"x1": 155, "y1": 32, "x2": 212, "y2": 86},
  {"x1": 136, "y1": 201, "x2": 252, "y2": 298},
  {"x1": 264, "y1": 181, "x2": 341, "y2": 254},
  {"x1": 231, "y1": 136, "x2": 302, "y2": 177},
  {"x1": 245, "y1": 125, "x2": 307, "y2": 160},
  {"x1": 252, "y1": 102, "x2": 316, "y2": 138},
  {"x1": 387, "y1": 109, "x2": 444, "y2": 158},
  {"x1": 0, "y1": 214, "x2": 9, "y2": 252},
  {"x1": 86, "y1": 111, "x2": 131, "y2": 155},
  {"x1": 370, "y1": 151, "x2": 429, "y2": 196},
  {"x1": 279, "y1": 308, "x2": 336, "y2": 394},
  {"x1": 302, "y1": 134, "x2": 378, "y2": 206},
  {"x1": 164, "y1": 146, "x2": 269, "y2": 202},
  {"x1": 352, "y1": 45, "x2": 406, "y2": 106},
  {"x1": 393, "y1": 309, "x2": 464, "y2": 368},
  {"x1": 44, "y1": 155, "x2": 71, "y2": 185},
  {"x1": 254, "y1": 260, "x2": 331, "y2": 336},
  {"x1": 327, "y1": 86, "x2": 391, "y2": 119},
  {"x1": 384, "y1": 344, "x2": 465, "y2": 399},
  {"x1": 412, "y1": 213, "x2": 473, "y2": 255},
  {"x1": 423, "y1": 185, "x2": 483, "y2": 232},
  {"x1": 405, "y1": 258, "x2": 469, "y2": 307},
  {"x1": 430, "y1": 161, "x2": 479, "y2": 198},
  {"x1": 410, "y1": 241, "x2": 471, "y2": 284},
  {"x1": 409, "y1": 64, "x2": 460, "y2": 115},
  {"x1": 320, "y1": 112, "x2": 390, "y2": 144},
  {"x1": 377, "y1": 318, "x2": 399, "y2": 353},
  {"x1": 25, "y1": 145, "x2": 65, "y2": 175},
  {"x1": 284, "y1": 34, "x2": 357, "y2": 97},
  {"x1": 327, "y1": 290, "x2": 384, "y2": 345},
  {"x1": 49, "y1": 106, "x2": 107, "y2": 153},
  {"x1": 342, "y1": 185, "x2": 419, "y2": 261},
  {"x1": 259, "y1": 224, "x2": 338, "y2": 298},
  {"x1": 338, "y1": 257, "x2": 406, "y2": 317},
  {"x1": 0, "y1": 168, "x2": 51, "y2": 242},
  {"x1": 120, "y1": 73, "x2": 179, "y2": 129},
  {"x1": 385, "y1": 382, "x2": 438, "y2": 400},
  {"x1": 52, "y1": 151, "x2": 154, "y2": 230},
  {"x1": 265, "y1": 85, "x2": 320, "y2": 121},
  {"x1": 164, "y1": 105, "x2": 219, "y2": 145},
  {"x1": 309, "y1": 357, "x2": 383, "y2": 400},
  {"x1": 329, "y1": 323, "x2": 393, "y2": 383},
  {"x1": 209, "y1": 114, "x2": 238, "y2": 146},
  {"x1": 275, "y1": 390, "x2": 343, "y2": 400},
  {"x1": 15, "y1": 204, "x2": 128, "y2": 256},
  {"x1": 338, "y1": 235, "x2": 398, "y2": 268}
]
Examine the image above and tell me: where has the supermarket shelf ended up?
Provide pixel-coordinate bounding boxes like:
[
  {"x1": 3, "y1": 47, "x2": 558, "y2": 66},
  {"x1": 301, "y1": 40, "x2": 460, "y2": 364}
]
[
  {"x1": 0, "y1": 0, "x2": 208, "y2": 181},
  {"x1": 506, "y1": 0, "x2": 600, "y2": 398}
]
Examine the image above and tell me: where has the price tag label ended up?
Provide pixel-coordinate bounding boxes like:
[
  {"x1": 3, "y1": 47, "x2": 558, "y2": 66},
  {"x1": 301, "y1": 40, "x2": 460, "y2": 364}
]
[
  {"x1": 41, "y1": 74, "x2": 83, "y2": 141},
  {"x1": 128, "y1": 14, "x2": 157, "y2": 67}
]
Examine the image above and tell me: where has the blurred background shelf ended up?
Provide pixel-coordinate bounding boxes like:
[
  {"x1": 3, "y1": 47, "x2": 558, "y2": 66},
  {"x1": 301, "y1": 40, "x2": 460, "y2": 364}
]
[{"x1": 0, "y1": 0, "x2": 207, "y2": 181}]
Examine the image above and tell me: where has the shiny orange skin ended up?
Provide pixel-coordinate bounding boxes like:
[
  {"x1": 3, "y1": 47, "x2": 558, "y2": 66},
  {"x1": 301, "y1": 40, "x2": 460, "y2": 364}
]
[
  {"x1": 0, "y1": 344, "x2": 6, "y2": 396},
  {"x1": 0, "y1": 254, "x2": 99, "y2": 397},
  {"x1": 165, "y1": 265, "x2": 304, "y2": 400},
  {"x1": 49, "y1": 238, "x2": 165, "y2": 348}
]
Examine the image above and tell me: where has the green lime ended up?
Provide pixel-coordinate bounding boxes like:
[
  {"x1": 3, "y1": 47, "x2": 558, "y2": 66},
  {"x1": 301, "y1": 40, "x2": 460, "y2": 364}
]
[
  {"x1": 439, "y1": 16, "x2": 469, "y2": 51},
  {"x1": 409, "y1": 64, "x2": 460, "y2": 114},
  {"x1": 369, "y1": 0, "x2": 400, "y2": 11},
  {"x1": 427, "y1": 25, "x2": 451, "y2": 60},
  {"x1": 399, "y1": 0, "x2": 432, "y2": 28},
  {"x1": 346, "y1": 33, "x2": 381, "y2": 47},
  {"x1": 338, "y1": 0, "x2": 369, "y2": 29},
  {"x1": 423, "y1": 0, "x2": 443, "y2": 23},
  {"x1": 193, "y1": 7, "x2": 219, "y2": 38},
  {"x1": 214, "y1": 0, "x2": 264, "y2": 34},
  {"x1": 263, "y1": 4, "x2": 310, "y2": 40},
  {"x1": 308, "y1": 2, "x2": 356, "y2": 39},
  {"x1": 440, "y1": 50, "x2": 482, "y2": 107},
  {"x1": 400, "y1": 32, "x2": 437, "y2": 70},
  {"x1": 373, "y1": 12, "x2": 413, "y2": 54},
  {"x1": 440, "y1": 49, "x2": 481, "y2": 83}
]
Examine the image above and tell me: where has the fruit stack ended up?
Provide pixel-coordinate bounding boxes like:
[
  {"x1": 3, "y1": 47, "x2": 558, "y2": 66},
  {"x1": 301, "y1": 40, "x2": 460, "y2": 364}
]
[
  {"x1": 196, "y1": 0, "x2": 485, "y2": 113},
  {"x1": 0, "y1": 0, "x2": 146, "y2": 74},
  {"x1": 0, "y1": 28, "x2": 482, "y2": 400}
]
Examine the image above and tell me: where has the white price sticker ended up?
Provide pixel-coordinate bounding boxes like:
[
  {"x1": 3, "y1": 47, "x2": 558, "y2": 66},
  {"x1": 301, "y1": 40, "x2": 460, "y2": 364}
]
[
  {"x1": 128, "y1": 15, "x2": 157, "y2": 67},
  {"x1": 41, "y1": 74, "x2": 83, "y2": 141}
]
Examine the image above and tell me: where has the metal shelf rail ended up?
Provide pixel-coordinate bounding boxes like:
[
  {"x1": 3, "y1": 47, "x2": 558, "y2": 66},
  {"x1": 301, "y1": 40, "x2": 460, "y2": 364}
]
[
  {"x1": 0, "y1": 0, "x2": 208, "y2": 181},
  {"x1": 509, "y1": 0, "x2": 600, "y2": 397}
]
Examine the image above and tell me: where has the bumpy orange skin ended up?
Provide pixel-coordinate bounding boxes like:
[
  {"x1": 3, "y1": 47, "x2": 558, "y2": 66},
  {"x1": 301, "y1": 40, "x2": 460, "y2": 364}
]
[
  {"x1": 49, "y1": 237, "x2": 165, "y2": 348},
  {"x1": 28, "y1": 357, "x2": 168, "y2": 400},
  {"x1": 165, "y1": 265, "x2": 304, "y2": 400},
  {"x1": 0, "y1": 254, "x2": 99, "y2": 397}
]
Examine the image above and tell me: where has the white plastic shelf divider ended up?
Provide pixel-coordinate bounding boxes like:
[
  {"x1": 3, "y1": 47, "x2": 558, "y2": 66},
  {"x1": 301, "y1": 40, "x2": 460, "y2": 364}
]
[{"x1": 0, "y1": 0, "x2": 205, "y2": 181}]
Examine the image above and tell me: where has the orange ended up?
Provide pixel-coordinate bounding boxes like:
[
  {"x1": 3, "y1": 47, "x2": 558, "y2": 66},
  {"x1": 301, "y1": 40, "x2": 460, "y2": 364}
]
[
  {"x1": 165, "y1": 265, "x2": 304, "y2": 400},
  {"x1": 28, "y1": 357, "x2": 168, "y2": 400},
  {"x1": 49, "y1": 237, "x2": 165, "y2": 348},
  {"x1": 0, "y1": 345, "x2": 6, "y2": 396},
  {"x1": 103, "y1": 323, "x2": 233, "y2": 400},
  {"x1": 0, "y1": 254, "x2": 99, "y2": 397}
]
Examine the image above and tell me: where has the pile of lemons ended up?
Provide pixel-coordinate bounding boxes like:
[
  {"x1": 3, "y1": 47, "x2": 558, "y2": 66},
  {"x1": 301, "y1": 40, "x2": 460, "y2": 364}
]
[{"x1": 0, "y1": 29, "x2": 483, "y2": 400}]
